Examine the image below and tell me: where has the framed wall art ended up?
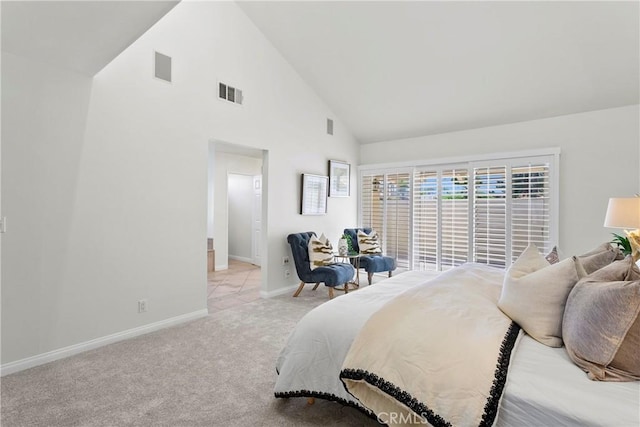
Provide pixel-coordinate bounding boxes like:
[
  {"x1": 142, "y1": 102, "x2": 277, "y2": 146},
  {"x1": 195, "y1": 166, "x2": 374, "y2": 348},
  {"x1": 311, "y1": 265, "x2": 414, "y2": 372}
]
[
  {"x1": 329, "y1": 160, "x2": 350, "y2": 197},
  {"x1": 300, "y1": 174, "x2": 328, "y2": 215}
]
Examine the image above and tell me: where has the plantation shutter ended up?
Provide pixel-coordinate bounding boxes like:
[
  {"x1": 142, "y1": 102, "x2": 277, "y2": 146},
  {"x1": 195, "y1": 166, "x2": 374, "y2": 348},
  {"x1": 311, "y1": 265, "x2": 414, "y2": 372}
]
[
  {"x1": 361, "y1": 151, "x2": 557, "y2": 272},
  {"x1": 360, "y1": 172, "x2": 410, "y2": 270},
  {"x1": 441, "y1": 168, "x2": 469, "y2": 269},
  {"x1": 385, "y1": 173, "x2": 411, "y2": 269},
  {"x1": 473, "y1": 166, "x2": 507, "y2": 268},
  {"x1": 511, "y1": 163, "x2": 551, "y2": 261},
  {"x1": 361, "y1": 174, "x2": 384, "y2": 235},
  {"x1": 413, "y1": 170, "x2": 438, "y2": 270},
  {"x1": 412, "y1": 168, "x2": 469, "y2": 271}
]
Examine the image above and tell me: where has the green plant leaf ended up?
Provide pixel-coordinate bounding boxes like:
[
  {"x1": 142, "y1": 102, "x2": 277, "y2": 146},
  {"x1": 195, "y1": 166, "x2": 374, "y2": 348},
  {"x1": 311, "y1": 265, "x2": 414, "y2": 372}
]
[{"x1": 611, "y1": 233, "x2": 632, "y2": 255}]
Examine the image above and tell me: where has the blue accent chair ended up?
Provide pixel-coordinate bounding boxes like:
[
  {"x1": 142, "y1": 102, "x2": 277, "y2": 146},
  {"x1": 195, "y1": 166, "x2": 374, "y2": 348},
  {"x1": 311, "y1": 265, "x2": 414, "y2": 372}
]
[
  {"x1": 343, "y1": 228, "x2": 397, "y2": 285},
  {"x1": 287, "y1": 232, "x2": 356, "y2": 299}
]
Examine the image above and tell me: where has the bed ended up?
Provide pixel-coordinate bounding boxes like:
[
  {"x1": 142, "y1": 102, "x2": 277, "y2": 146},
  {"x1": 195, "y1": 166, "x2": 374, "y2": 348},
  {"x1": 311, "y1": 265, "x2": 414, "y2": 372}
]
[{"x1": 274, "y1": 264, "x2": 640, "y2": 426}]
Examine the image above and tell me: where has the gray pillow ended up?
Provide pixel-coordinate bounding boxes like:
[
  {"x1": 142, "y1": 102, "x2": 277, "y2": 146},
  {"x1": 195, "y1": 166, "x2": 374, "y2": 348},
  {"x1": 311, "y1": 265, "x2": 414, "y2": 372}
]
[
  {"x1": 563, "y1": 256, "x2": 640, "y2": 381},
  {"x1": 545, "y1": 246, "x2": 560, "y2": 264},
  {"x1": 578, "y1": 242, "x2": 624, "y2": 274}
]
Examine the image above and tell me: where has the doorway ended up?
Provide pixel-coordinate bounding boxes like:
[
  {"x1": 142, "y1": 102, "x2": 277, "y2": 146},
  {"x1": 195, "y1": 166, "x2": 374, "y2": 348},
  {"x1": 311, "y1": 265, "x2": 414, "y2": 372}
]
[{"x1": 207, "y1": 141, "x2": 266, "y2": 313}]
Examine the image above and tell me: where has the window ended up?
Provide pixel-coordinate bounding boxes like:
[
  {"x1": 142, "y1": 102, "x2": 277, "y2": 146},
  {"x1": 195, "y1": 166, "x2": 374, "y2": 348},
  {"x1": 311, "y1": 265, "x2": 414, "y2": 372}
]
[
  {"x1": 360, "y1": 171, "x2": 411, "y2": 269},
  {"x1": 360, "y1": 151, "x2": 558, "y2": 271},
  {"x1": 413, "y1": 167, "x2": 469, "y2": 271}
]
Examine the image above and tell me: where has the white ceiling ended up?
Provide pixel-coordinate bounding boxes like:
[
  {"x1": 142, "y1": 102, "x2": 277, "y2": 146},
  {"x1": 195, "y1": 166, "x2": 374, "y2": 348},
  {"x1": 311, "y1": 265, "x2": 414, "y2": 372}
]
[
  {"x1": 1, "y1": 0, "x2": 179, "y2": 76},
  {"x1": 238, "y1": 1, "x2": 640, "y2": 143},
  {"x1": 2, "y1": 1, "x2": 637, "y2": 144}
]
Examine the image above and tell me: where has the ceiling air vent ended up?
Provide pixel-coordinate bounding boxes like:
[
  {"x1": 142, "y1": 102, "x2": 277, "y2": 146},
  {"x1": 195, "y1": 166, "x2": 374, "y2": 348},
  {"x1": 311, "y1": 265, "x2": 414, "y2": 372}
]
[
  {"x1": 154, "y1": 51, "x2": 172, "y2": 83},
  {"x1": 219, "y1": 82, "x2": 243, "y2": 105}
]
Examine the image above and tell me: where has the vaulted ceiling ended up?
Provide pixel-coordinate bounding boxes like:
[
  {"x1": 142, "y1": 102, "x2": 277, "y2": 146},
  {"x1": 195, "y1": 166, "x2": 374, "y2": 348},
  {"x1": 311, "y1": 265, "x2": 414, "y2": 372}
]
[
  {"x1": 1, "y1": 1, "x2": 179, "y2": 76},
  {"x1": 2, "y1": 1, "x2": 638, "y2": 144},
  {"x1": 238, "y1": 1, "x2": 640, "y2": 143}
]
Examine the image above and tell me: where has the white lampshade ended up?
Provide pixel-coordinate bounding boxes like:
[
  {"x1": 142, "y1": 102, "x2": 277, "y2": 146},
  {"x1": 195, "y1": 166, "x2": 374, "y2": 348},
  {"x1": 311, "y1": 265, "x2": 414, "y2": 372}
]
[{"x1": 603, "y1": 198, "x2": 640, "y2": 229}]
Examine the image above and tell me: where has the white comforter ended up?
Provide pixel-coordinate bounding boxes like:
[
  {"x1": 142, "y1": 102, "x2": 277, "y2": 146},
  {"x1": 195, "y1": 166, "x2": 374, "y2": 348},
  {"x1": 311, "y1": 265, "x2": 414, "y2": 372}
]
[{"x1": 274, "y1": 267, "x2": 640, "y2": 426}]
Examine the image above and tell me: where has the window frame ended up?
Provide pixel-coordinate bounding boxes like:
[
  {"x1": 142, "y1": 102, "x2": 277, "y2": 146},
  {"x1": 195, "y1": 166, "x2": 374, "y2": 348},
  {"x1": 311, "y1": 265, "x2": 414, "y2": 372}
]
[{"x1": 358, "y1": 148, "x2": 560, "y2": 271}]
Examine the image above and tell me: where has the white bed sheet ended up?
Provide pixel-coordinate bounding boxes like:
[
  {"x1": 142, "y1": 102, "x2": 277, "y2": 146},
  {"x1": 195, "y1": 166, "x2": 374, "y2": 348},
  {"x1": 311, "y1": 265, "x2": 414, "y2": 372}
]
[
  {"x1": 275, "y1": 269, "x2": 640, "y2": 426},
  {"x1": 499, "y1": 334, "x2": 640, "y2": 427}
]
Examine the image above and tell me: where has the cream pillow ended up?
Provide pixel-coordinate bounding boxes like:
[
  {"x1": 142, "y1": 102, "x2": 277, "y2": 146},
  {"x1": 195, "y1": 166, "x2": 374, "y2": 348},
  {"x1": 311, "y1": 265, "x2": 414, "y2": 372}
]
[
  {"x1": 563, "y1": 256, "x2": 640, "y2": 381},
  {"x1": 308, "y1": 233, "x2": 333, "y2": 270},
  {"x1": 357, "y1": 229, "x2": 382, "y2": 255},
  {"x1": 498, "y1": 244, "x2": 585, "y2": 347}
]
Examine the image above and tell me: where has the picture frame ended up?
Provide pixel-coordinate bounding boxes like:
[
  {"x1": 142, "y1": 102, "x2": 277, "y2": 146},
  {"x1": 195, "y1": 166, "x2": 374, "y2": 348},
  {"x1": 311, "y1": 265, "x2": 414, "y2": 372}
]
[
  {"x1": 300, "y1": 174, "x2": 328, "y2": 215},
  {"x1": 329, "y1": 160, "x2": 350, "y2": 197}
]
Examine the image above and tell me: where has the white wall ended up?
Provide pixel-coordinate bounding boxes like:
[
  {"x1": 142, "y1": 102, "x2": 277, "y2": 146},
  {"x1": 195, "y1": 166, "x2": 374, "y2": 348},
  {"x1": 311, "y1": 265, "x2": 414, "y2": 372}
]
[
  {"x1": 1, "y1": 52, "x2": 94, "y2": 361},
  {"x1": 228, "y1": 174, "x2": 254, "y2": 261},
  {"x1": 361, "y1": 105, "x2": 640, "y2": 257},
  {"x1": 1, "y1": 1, "x2": 359, "y2": 367}
]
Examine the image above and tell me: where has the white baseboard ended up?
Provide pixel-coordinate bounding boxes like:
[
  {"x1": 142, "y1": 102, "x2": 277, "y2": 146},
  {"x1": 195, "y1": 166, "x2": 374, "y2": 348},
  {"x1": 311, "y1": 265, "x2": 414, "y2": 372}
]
[
  {"x1": 228, "y1": 255, "x2": 252, "y2": 263},
  {"x1": 1, "y1": 309, "x2": 209, "y2": 377},
  {"x1": 215, "y1": 263, "x2": 228, "y2": 271},
  {"x1": 260, "y1": 283, "x2": 301, "y2": 298}
]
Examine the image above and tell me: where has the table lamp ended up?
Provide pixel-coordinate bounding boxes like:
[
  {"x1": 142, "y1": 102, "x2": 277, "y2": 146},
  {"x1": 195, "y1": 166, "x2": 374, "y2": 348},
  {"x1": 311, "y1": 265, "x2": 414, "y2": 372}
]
[{"x1": 604, "y1": 197, "x2": 640, "y2": 261}]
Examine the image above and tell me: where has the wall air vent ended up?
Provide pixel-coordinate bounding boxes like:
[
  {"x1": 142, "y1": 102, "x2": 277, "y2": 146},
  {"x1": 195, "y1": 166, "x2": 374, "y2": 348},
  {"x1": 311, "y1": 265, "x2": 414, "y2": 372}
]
[
  {"x1": 154, "y1": 51, "x2": 172, "y2": 83},
  {"x1": 327, "y1": 118, "x2": 334, "y2": 135},
  {"x1": 219, "y1": 82, "x2": 243, "y2": 105}
]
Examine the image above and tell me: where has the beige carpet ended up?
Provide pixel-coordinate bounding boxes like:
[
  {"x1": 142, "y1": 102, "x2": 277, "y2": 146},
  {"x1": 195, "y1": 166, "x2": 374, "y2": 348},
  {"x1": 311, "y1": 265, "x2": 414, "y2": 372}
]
[{"x1": 1, "y1": 291, "x2": 378, "y2": 426}]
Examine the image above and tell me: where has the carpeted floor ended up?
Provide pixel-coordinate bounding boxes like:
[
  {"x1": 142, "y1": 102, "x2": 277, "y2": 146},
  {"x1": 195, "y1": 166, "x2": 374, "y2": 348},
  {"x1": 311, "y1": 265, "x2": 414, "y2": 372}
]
[{"x1": 1, "y1": 291, "x2": 378, "y2": 426}]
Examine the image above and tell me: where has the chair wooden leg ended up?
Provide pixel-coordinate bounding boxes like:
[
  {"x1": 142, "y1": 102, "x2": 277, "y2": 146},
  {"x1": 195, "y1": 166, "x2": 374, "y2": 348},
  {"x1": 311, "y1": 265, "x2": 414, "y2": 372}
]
[
  {"x1": 292, "y1": 281, "x2": 305, "y2": 297},
  {"x1": 344, "y1": 283, "x2": 349, "y2": 294},
  {"x1": 312, "y1": 282, "x2": 320, "y2": 290},
  {"x1": 368, "y1": 272, "x2": 373, "y2": 285},
  {"x1": 328, "y1": 287, "x2": 335, "y2": 299},
  {"x1": 388, "y1": 271, "x2": 392, "y2": 278}
]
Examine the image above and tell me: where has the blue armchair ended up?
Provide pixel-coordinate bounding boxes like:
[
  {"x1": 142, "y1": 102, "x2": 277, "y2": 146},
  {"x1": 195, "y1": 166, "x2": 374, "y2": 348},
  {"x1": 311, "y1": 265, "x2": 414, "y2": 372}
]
[
  {"x1": 287, "y1": 232, "x2": 356, "y2": 299},
  {"x1": 343, "y1": 228, "x2": 397, "y2": 285}
]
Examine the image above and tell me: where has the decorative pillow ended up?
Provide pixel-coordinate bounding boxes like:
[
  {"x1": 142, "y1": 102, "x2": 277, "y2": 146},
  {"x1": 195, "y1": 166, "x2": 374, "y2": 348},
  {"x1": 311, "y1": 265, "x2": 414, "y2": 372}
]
[
  {"x1": 562, "y1": 256, "x2": 640, "y2": 381},
  {"x1": 498, "y1": 244, "x2": 585, "y2": 347},
  {"x1": 308, "y1": 233, "x2": 333, "y2": 270},
  {"x1": 545, "y1": 246, "x2": 560, "y2": 264},
  {"x1": 357, "y1": 230, "x2": 382, "y2": 255},
  {"x1": 578, "y1": 242, "x2": 623, "y2": 274}
]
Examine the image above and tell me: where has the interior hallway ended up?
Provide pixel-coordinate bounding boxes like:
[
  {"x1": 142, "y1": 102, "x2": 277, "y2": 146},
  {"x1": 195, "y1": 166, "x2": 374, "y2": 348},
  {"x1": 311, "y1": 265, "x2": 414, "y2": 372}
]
[{"x1": 207, "y1": 260, "x2": 261, "y2": 313}]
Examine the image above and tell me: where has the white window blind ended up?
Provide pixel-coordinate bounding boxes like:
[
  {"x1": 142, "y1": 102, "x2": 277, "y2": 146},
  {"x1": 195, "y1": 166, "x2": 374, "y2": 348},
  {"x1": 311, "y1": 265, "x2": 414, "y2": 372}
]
[
  {"x1": 511, "y1": 163, "x2": 551, "y2": 262},
  {"x1": 384, "y1": 173, "x2": 411, "y2": 269},
  {"x1": 360, "y1": 172, "x2": 410, "y2": 270},
  {"x1": 413, "y1": 170, "x2": 438, "y2": 270},
  {"x1": 361, "y1": 174, "x2": 384, "y2": 235},
  {"x1": 441, "y1": 169, "x2": 469, "y2": 269},
  {"x1": 360, "y1": 151, "x2": 557, "y2": 272},
  {"x1": 413, "y1": 168, "x2": 468, "y2": 271},
  {"x1": 473, "y1": 166, "x2": 507, "y2": 268}
]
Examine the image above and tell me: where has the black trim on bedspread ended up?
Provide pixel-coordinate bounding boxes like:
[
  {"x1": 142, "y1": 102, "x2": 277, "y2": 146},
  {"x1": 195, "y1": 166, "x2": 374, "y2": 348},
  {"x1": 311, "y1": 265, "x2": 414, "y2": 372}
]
[
  {"x1": 274, "y1": 390, "x2": 384, "y2": 425},
  {"x1": 480, "y1": 322, "x2": 521, "y2": 426},
  {"x1": 338, "y1": 370, "x2": 451, "y2": 427},
  {"x1": 339, "y1": 321, "x2": 522, "y2": 427}
]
